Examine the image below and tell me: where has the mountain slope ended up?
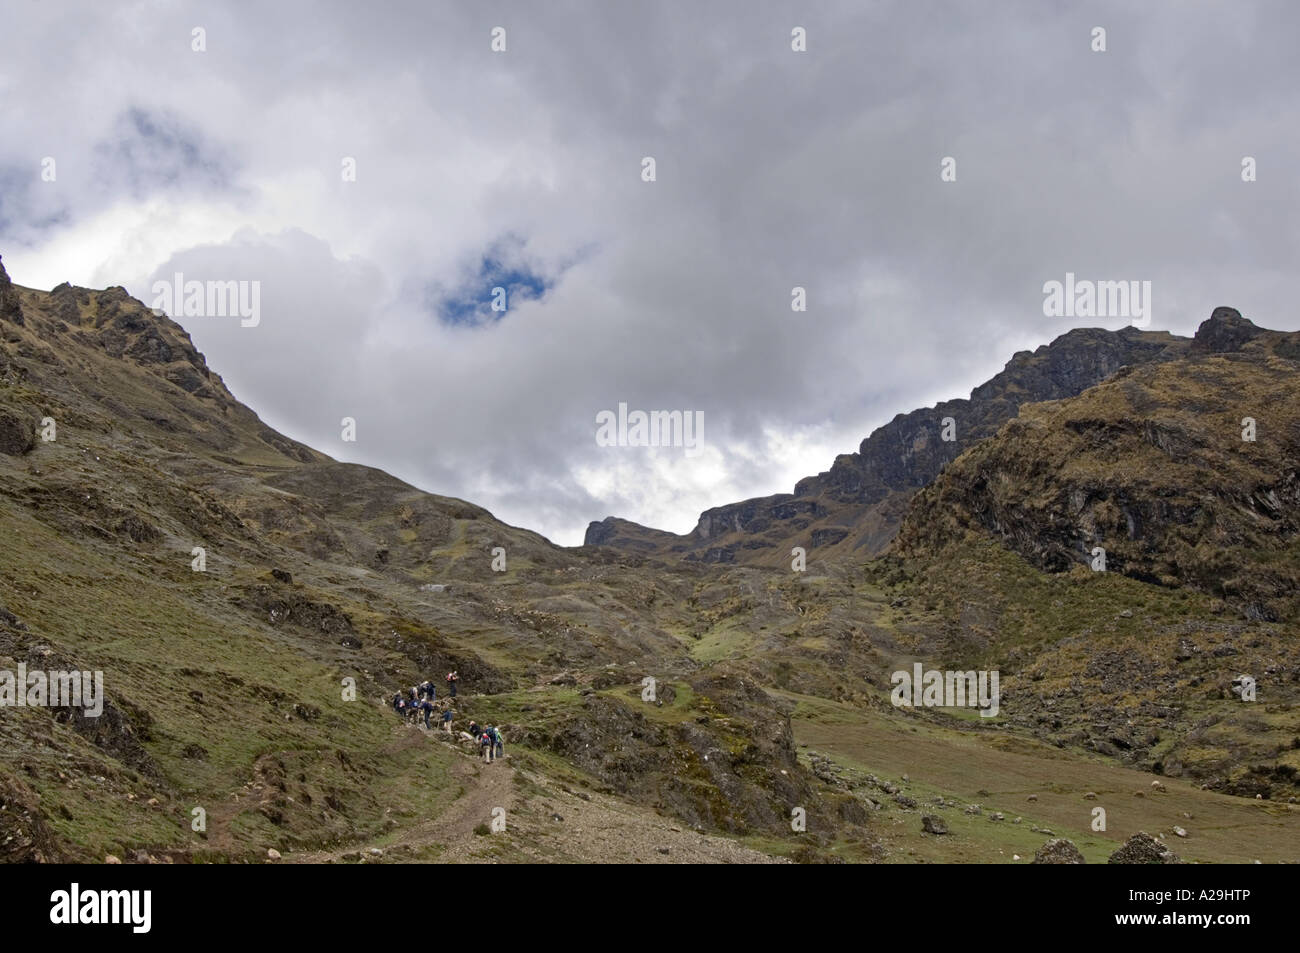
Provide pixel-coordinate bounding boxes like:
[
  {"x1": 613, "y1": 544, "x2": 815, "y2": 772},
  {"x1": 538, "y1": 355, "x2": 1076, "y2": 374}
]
[
  {"x1": 0, "y1": 257, "x2": 861, "y2": 862},
  {"x1": 3, "y1": 255, "x2": 1295, "y2": 864},
  {"x1": 895, "y1": 309, "x2": 1300, "y2": 621}
]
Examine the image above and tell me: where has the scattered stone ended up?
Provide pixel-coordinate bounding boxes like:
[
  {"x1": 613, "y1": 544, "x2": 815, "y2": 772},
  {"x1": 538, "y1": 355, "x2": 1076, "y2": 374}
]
[
  {"x1": 1173, "y1": 826, "x2": 1187, "y2": 838},
  {"x1": 1026, "y1": 794, "x2": 1038, "y2": 802},
  {"x1": 267, "y1": 848, "x2": 281, "y2": 860},
  {"x1": 1084, "y1": 792, "x2": 1097, "y2": 800},
  {"x1": 105, "y1": 855, "x2": 121, "y2": 865}
]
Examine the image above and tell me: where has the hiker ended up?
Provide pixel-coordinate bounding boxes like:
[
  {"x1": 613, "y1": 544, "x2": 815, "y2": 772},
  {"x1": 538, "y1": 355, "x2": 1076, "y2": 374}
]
[
  {"x1": 391, "y1": 692, "x2": 404, "y2": 714},
  {"x1": 480, "y1": 729, "x2": 494, "y2": 763},
  {"x1": 442, "y1": 708, "x2": 454, "y2": 733},
  {"x1": 446, "y1": 671, "x2": 459, "y2": 697},
  {"x1": 492, "y1": 725, "x2": 504, "y2": 759},
  {"x1": 420, "y1": 697, "x2": 435, "y2": 729},
  {"x1": 467, "y1": 721, "x2": 480, "y2": 741}
]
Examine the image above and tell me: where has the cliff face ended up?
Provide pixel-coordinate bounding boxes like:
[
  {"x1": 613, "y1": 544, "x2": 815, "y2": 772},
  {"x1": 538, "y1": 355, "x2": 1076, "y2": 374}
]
[
  {"x1": 895, "y1": 309, "x2": 1300, "y2": 621},
  {"x1": 587, "y1": 325, "x2": 1188, "y2": 567}
]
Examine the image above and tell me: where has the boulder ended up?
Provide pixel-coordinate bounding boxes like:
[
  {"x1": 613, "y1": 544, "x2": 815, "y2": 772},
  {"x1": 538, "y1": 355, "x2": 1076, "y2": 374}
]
[
  {"x1": 921, "y1": 814, "x2": 948, "y2": 835},
  {"x1": 1107, "y1": 831, "x2": 1180, "y2": 864},
  {"x1": 1033, "y1": 838, "x2": 1086, "y2": 864},
  {"x1": 0, "y1": 411, "x2": 34, "y2": 456}
]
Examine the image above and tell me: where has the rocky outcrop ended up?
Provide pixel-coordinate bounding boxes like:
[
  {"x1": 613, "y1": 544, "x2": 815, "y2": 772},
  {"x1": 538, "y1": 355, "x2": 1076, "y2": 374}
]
[
  {"x1": 0, "y1": 410, "x2": 35, "y2": 456},
  {"x1": 0, "y1": 255, "x2": 23, "y2": 325}
]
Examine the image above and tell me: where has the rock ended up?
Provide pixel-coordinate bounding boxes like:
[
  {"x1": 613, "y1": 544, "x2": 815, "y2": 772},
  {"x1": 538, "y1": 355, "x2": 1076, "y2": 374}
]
[
  {"x1": 1034, "y1": 838, "x2": 1086, "y2": 864},
  {"x1": 1108, "y1": 831, "x2": 1180, "y2": 864},
  {"x1": 1083, "y1": 792, "x2": 1097, "y2": 800},
  {"x1": 988, "y1": 812, "x2": 1005, "y2": 822},
  {"x1": 1150, "y1": 780, "x2": 1165, "y2": 792},
  {"x1": 271, "y1": 569, "x2": 293, "y2": 584},
  {"x1": 1190, "y1": 307, "x2": 1261, "y2": 354},
  {"x1": 105, "y1": 855, "x2": 122, "y2": 864},
  {"x1": 0, "y1": 256, "x2": 22, "y2": 325},
  {"x1": 1172, "y1": 826, "x2": 1187, "y2": 838},
  {"x1": 921, "y1": 815, "x2": 948, "y2": 835},
  {"x1": 0, "y1": 411, "x2": 35, "y2": 456},
  {"x1": 1026, "y1": 794, "x2": 1038, "y2": 802},
  {"x1": 267, "y1": 848, "x2": 281, "y2": 860}
]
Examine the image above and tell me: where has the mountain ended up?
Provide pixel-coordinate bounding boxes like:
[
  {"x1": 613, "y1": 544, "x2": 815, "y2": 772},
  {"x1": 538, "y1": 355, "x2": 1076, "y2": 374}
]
[
  {"x1": 896, "y1": 308, "x2": 1300, "y2": 621},
  {"x1": 884, "y1": 308, "x2": 1300, "y2": 796},
  {"x1": 0, "y1": 257, "x2": 860, "y2": 863},
  {"x1": 3, "y1": 255, "x2": 1296, "y2": 865},
  {"x1": 585, "y1": 325, "x2": 1188, "y2": 566}
]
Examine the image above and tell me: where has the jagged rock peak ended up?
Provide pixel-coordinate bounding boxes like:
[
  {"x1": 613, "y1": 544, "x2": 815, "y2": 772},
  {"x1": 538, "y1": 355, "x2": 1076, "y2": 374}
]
[{"x1": 1192, "y1": 306, "x2": 1260, "y2": 353}]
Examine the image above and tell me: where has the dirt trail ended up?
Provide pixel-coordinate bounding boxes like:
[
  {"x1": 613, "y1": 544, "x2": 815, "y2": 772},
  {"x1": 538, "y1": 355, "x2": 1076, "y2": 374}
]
[
  {"x1": 289, "y1": 729, "x2": 514, "y2": 864},
  {"x1": 283, "y1": 722, "x2": 786, "y2": 863}
]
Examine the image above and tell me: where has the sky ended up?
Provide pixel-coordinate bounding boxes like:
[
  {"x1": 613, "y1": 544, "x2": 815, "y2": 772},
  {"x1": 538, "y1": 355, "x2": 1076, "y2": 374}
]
[{"x1": 2, "y1": 0, "x2": 1298, "y2": 545}]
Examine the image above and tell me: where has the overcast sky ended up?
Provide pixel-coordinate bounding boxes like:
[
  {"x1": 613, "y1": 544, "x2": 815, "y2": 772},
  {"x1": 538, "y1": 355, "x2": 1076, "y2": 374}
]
[{"x1": 3, "y1": 1, "x2": 1298, "y2": 544}]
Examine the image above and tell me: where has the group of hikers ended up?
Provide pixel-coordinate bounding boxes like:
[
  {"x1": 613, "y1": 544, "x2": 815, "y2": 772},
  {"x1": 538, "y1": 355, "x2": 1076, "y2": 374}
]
[{"x1": 389, "y1": 671, "x2": 503, "y2": 763}]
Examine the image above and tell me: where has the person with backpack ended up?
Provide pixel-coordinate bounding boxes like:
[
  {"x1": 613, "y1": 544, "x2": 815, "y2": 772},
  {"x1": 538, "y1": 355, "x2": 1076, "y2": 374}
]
[
  {"x1": 446, "y1": 671, "x2": 459, "y2": 697},
  {"x1": 480, "y1": 728, "x2": 494, "y2": 763},
  {"x1": 491, "y1": 725, "x2": 504, "y2": 759},
  {"x1": 420, "y1": 697, "x2": 435, "y2": 729},
  {"x1": 442, "y1": 708, "x2": 454, "y2": 733}
]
